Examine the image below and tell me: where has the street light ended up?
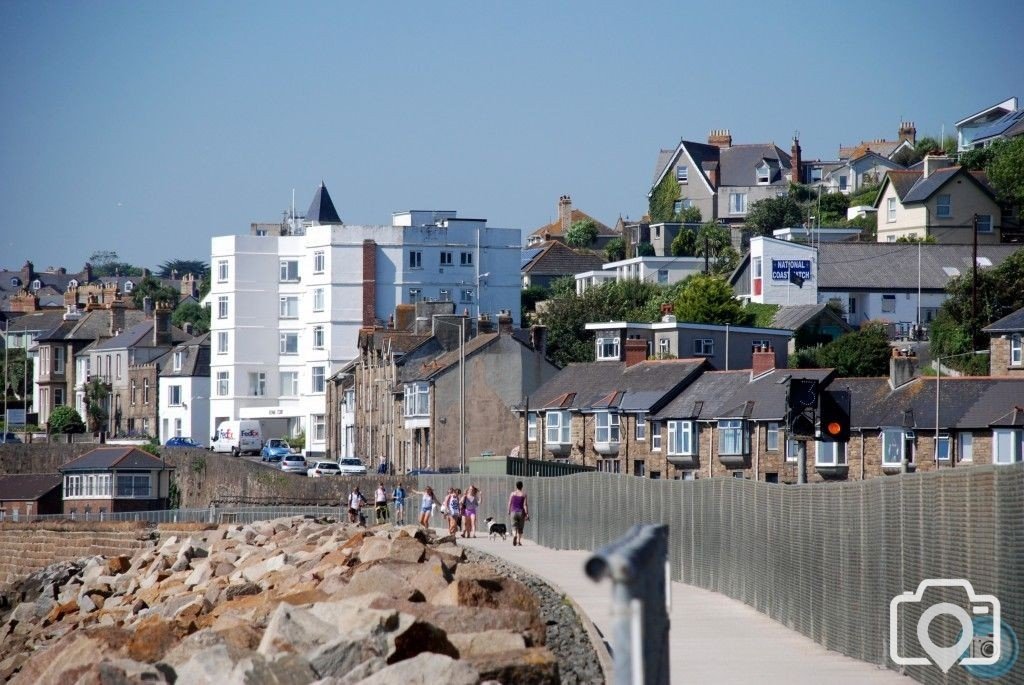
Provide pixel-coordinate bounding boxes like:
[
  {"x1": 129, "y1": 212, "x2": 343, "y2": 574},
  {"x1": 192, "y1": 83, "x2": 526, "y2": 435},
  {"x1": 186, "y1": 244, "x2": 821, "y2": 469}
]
[
  {"x1": 934, "y1": 349, "x2": 989, "y2": 467},
  {"x1": 433, "y1": 316, "x2": 466, "y2": 473}
]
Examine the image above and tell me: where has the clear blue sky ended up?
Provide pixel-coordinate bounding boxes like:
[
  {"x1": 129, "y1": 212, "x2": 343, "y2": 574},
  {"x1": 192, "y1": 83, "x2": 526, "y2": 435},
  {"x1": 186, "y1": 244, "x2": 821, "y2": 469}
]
[{"x1": 2, "y1": 1, "x2": 1022, "y2": 271}]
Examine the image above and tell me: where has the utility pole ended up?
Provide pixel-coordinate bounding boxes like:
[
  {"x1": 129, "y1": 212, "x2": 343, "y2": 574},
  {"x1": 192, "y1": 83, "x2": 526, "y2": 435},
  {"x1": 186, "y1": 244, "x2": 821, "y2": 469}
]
[
  {"x1": 972, "y1": 213, "x2": 979, "y2": 345},
  {"x1": 703, "y1": 236, "x2": 710, "y2": 274}
]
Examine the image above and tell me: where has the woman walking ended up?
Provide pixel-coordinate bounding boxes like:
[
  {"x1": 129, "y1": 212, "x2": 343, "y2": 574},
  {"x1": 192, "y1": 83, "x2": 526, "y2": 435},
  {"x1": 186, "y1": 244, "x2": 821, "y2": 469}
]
[
  {"x1": 446, "y1": 488, "x2": 463, "y2": 535},
  {"x1": 373, "y1": 481, "x2": 389, "y2": 523},
  {"x1": 507, "y1": 481, "x2": 529, "y2": 546},
  {"x1": 461, "y1": 485, "x2": 480, "y2": 538},
  {"x1": 411, "y1": 485, "x2": 440, "y2": 528},
  {"x1": 392, "y1": 482, "x2": 407, "y2": 524}
]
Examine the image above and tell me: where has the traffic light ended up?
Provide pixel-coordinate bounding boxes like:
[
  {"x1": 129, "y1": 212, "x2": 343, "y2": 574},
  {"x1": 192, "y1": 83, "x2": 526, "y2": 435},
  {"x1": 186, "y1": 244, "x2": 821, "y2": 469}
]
[
  {"x1": 819, "y1": 389, "x2": 851, "y2": 442},
  {"x1": 787, "y1": 378, "x2": 818, "y2": 436}
]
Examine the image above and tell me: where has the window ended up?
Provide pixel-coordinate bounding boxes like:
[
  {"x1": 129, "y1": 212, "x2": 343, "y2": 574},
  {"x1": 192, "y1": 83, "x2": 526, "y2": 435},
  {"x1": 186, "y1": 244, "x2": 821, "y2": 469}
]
[
  {"x1": 657, "y1": 269, "x2": 669, "y2": 284},
  {"x1": 595, "y1": 412, "x2": 620, "y2": 445},
  {"x1": 123, "y1": 280, "x2": 133, "y2": 293},
  {"x1": 881, "y1": 294, "x2": 896, "y2": 313},
  {"x1": 312, "y1": 415, "x2": 326, "y2": 442},
  {"x1": 439, "y1": 288, "x2": 451, "y2": 301},
  {"x1": 115, "y1": 474, "x2": 151, "y2": 498},
  {"x1": 974, "y1": 215, "x2": 991, "y2": 234},
  {"x1": 527, "y1": 413, "x2": 537, "y2": 441},
  {"x1": 838, "y1": 175, "x2": 848, "y2": 191},
  {"x1": 54, "y1": 387, "x2": 64, "y2": 407},
  {"x1": 545, "y1": 411, "x2": 571, "y2": 444},
  {"x1": 756, "y1": 163, "x2": 770, "y2": 185},
  {"x1": 1011, "y1": 334, "x2": 1022, "y2": 366},
  {"x1": 651, "y1": 422, "x2": 662, "y2": 451},
  {"x1": 280, "y1": 332, "x2": 298, "y2": 354},
  {"x1": 404, "y1": 383, "x2": 429, "y2": 417},
  {"x1": 9, "y1": 277, "x2": 18, "y2": 287},
  {"x1": 673, "y1": 200, "x2": 683, "y2": 214},
  {"x1": 67, "y1": 279, "x2": 78, "y2": 289},
  {"x1": 172, "y1": 351, "x2": 183, "y2": 372},
  {"x1": 667, "y1": 420, "x2": 695, "y2": 455},
  {"x1": 131, "y1": 380, "x2": 137, "y2": 405},
  {"x1": 440, "y1": 251, "x2": 453, "y2": 266},
  {"x1": 217, "y1": 296, "x2": 228, "y2": 319},
  {"x1": 248, "y1": 372, "x2": 266, "y2": 396},
  {"x1": 409, "y1": 251, "x2": 422, "y2": 269},
  {"x1": 676, "y1": 165, "x2": 688, "y2": 183},
  {"x1": 815, "y1": 441, "x2": 847, "y2": 466},
  {"x1": 993, "y1": 428, "x2": 1023, "y2": 464},
  {"x1": 810, "y1": 167, "x2": 823, "y2": 182},
  {"x1": 280, "y1": 372, "x2": 299, "y2": 396},
  {"x1": 887, "y1": 197, "x2": 897, "y2": 222},
  {"x1": 635, "y1": 413, "x2": 647, "y2": 441},
  {"x1": 142, "y1": 378, "x2": 149, "y2": 404},
  {"x1": 658, "y1": 338, "x2": 670, "y2": 355},
  {"x1": 54, "y1": 347, "x2": 65, "y2": 374},
  {"x1": 729, "y1": 192, "x2": 747, "y2": 214},
  {"x1": 115, "y1": 355, "x2": 121, "y2": 380},
  {"x1": 312, "y1": 325, "x2": 324, "y2": 349},
  {"x1": 313, "y1": 288, "x2": 324, "y2": 312},
  {"x1": 958, "y1": 432, "x2": 973, "y2": 462},
  {"x1": 460, "y1": 252, "x2": 473, "y2": 266},
  {"x1": 786, "y1": 439, "x2": 805, "y2": 463},
  {"x1": 313, "y1": 250, "x2": 325, "y2": 274},
  {"x1": 936, "y1": 435, "x2": 951, "y2": 461},
  {"x1": 279, "y1": 296, "x2": 299, "y2": 319},
  {"x1": 408, "y1": 288, "x2": 422, "y2": 302},
  {"x1": 460, "y1": 289, "x2": 474, "y2": 303},
  {"x1": 718, "y1": 419, "x2": 748, "y2": 456},
  {"x1": 936, "y1": 194, "x2": 951, "y2": 218},
  {"x1": 766, "y1": 422, "x2": 779, "y2": 451},
  {"x1": 693, "y1": 338, "x2": 714, "y2": 356},
  {"x1": 752, "y1": 256, "x2": 762, "y2": 296},
  {"x1": 217, "y1": 331, "x2": 228, "y2": 355},
  {"x1": 596, "y1": 337, "x2": 620, "y2": 360},
  {"x1": 882, "y1": 428, "x2": 908, "y2": 467},
  {"x1": 848, "y1": 297, "x2": 857, "y2": 315},
  {"x1": 280, "y1": 259, "x2": 299, "y2": 282},
  {"x1": 217, "y1": 259, "x2": 228, "y2": 282},
  {"x1": 216, "y1": 372, "x2": 229, "y2": 396},
  {"x1": 312, "y1": 366, "x2": 325, "y2": 393},
  {"x1": 173, "y1": 418, "x2": 182, "y2": 437},
  {"x1": 168, "y1": 385, "x2": 182, "y2": 406}
]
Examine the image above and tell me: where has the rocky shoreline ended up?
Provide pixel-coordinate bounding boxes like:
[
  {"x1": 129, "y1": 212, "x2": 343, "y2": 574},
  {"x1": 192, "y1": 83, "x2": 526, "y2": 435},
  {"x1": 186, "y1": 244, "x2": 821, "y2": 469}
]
[{"x1": 0, "y1": 516, "x2": 606, "y2": 684}]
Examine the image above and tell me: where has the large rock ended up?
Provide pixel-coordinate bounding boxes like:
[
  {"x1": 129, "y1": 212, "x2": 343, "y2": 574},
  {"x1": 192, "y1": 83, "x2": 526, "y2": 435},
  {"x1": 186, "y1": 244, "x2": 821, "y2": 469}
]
[
  {"x1": 466, "y1": 647, "x2": 560, "y2": 684},
  {"x1": 432, "y1": 574, "x2": 539, "y2": 618},
  {"x1": 353, "y1": 652, "x2": 479, "y2": 685},
  {"x1": 448, "y1": 629, "x2": 527, "y2": 657}
]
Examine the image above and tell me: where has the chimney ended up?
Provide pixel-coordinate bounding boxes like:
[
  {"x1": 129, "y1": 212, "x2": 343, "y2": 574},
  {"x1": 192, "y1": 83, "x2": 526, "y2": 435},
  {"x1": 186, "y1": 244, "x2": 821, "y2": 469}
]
[
  {"x1": 922, "y1": 154, "x2": 953, "y2": 179},
  {"x1": 708, "y1": 129, "x2": 732, "y2": 148},
  {"x1": 624, "y1": 339, "x2": 647, "y2": 367},
  {"x1": 182, "y1": 322, "x2": 193, "y2": 336},
  {"x1": 497, "y1": 309, "x2": 514, "y2": 335},
  {"x1": 706, "y1": 162, "x2": 719, "y2": 188},
  {"x1": 153, "y1": 303, "x2": 172, "y2": 346},
  {"x1": 558, "y1": 195, "x2": 573, "y2": 234},
  {"x1": 394, "y1": 304, "x2": 415, "y2": 331},
  {"x1": 530, "y1": 325, "x2": 547, "y2": 356},
  {"x1": 361, "y1": 239, "x2": 377, "y2": 327},
  {"x1": 143, "y1": 296, "x2": 154, "y2": 318},
  {"x1": 751, "y1": 343, "x2": 776, "y2": 377},
  {"x1": 477, "y1": 313, "x2": 495, "y2": 335},
  {"x1": 108, "y1": 300, "x2": 126, "y2": 336},
  {"x1": 20, "y1": 260, "x2": 34, "y2": 287},
  {"x1": 889, "y1": 349, "x2": 918, "y2": 389},
  {"x1": 898, "y1": 121, "x2": 917, "y2": 145},
  {"x1": 83, "y1": 262, "x2": 93, "y2": 282},
  {"x1": 791, "y1": 135, "x2": 802, "y2": 184}
]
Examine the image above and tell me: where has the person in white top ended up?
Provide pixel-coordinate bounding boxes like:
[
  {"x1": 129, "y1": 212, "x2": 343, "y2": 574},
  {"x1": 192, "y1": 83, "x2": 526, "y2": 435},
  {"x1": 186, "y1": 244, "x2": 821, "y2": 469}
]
[
  {"x1": 374, "y1": 482, "x2": 389, "y2": 522},
  {"x1": 347, "y1": 487, "x2": 366, "y2": 525}
]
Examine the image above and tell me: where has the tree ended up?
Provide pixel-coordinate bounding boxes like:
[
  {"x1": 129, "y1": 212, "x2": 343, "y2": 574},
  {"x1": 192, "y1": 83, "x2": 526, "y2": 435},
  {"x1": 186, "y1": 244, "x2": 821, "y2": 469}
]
[
  {"x1": 986, "y1": 137, "x2": 1024, "y2": 207},
  {"x1": 895, "y1": 234, "x2": 936, "y2": 244},
  {"x1": 48, "y1": 406, "x2": 85, "y2": 434},
  {"x1": 85, "y1": 378, "x2": 109, "y2": 432},
  {"x1": 521, "y1": 284, "x2": 549, "y2": 324},
  {"x1": 157, "y1": 259, "x2": 207, "y2": 279},
  {"x1": 847, "y1": 182, "x2": 881, "y2": 208},
  {"x1": 565, "y1": 219, "x2": 599, "y2": 248},
  {"x1": 679, "y1": 205, "x2": 702, "y2": 224},
  {"x1": 0, "y1": 348, "x2": 32, "y2": 401},
  {"x1": 672, "y1": 273, "x2": 753, "y2": 326},
  {"x1": 817, "y1": 192, "x2": 850, "y2": 225},
  {"x1": 791, "y1": 324, "x2": 891, "y2": 377},
  {"x1": 604, "y1": 238, "x2": 626, "y2": 262},
  {"x1": 670, "y1": 227, "x2": 698, "y2": 256},
  {"x1": 649, "y1": 171, "x2": 681, "y2": 223},
  {"x1": 695, "y1": 223, "x2": 739, "y2": 275},
  {"x1": 745, "y1": 196, "x2": 803, "y2": 236},
  {"x1": 131, "y1": 274, "x2": 180, "y2": 309},
  {"x1": 636, "y1": 242, "x2": 656, "y2": 257},
  {"x1": 172, "y1": 301, "x2": 210, "y2": 334},
  {"x1": 88, "y1": 250, "x2": 142, "y2": 277}
]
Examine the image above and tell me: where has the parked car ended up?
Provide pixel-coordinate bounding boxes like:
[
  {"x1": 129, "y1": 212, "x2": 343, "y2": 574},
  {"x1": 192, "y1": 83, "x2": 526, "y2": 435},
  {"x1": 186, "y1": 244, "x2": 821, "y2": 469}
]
[
  {"x1": 406, "y1": 468, "x2": 438, "y2": 476},
  {"x1": 0, "y1": 432, "x2": 22, "y2": 444},
  {"x1": 280, "y1": 454, "x2": 307, "y2": 474},
  {"x1": 338, "y1": 458, "x2": 367, "y2": 475},
  {"x1": 261, "y1": 438, "x2": 293, "y2": 462},
  {"x1": 307, "y1": 460, "x2": 342, "y2": 477},
  {"x1": 165, "y1": 437, "x2": 203, "y2": 448}
]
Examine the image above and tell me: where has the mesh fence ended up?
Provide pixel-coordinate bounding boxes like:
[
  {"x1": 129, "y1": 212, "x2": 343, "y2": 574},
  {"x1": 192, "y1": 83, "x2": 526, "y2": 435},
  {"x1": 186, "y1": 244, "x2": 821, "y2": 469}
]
[{"x1": 420, "y1": 464, "x2": 1024, "y2": 685}]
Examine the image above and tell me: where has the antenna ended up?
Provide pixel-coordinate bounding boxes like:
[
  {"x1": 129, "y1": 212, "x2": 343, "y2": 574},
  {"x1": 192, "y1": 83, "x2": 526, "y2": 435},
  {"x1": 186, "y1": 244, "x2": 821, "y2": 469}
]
[{"x1": 291, "y1": 188, "x2": 295, "y2": 220}]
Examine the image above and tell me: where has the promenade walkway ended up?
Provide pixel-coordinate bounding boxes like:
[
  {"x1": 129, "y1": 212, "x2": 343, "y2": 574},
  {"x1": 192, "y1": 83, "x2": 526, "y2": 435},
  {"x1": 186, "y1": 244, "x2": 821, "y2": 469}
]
[{"x1": 459, "y1": 534, "x2": 907, "y2": 685}]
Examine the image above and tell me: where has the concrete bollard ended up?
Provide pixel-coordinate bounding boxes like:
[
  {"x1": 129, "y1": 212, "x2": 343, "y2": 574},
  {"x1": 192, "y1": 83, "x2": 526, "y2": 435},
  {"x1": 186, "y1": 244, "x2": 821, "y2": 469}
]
[{"x1": 585, "y1": 524, "x2": 671, "y2": 685}]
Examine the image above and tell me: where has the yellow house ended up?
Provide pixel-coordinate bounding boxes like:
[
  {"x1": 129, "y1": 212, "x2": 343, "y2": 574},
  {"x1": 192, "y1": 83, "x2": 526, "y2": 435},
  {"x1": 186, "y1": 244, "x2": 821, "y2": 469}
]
[{"x1": 875, "y1": 156, "x2": 1003, "y2": 243}]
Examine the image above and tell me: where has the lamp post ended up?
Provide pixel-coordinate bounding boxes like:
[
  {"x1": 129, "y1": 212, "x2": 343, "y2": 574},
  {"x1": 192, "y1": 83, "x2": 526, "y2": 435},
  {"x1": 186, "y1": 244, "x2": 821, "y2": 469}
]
[
  {"x1": 935, "y1": 349, "x2": 989, "y2": 467},
  {"x1": 433, "y1": 317, "x2": 466, "y2": 473}
]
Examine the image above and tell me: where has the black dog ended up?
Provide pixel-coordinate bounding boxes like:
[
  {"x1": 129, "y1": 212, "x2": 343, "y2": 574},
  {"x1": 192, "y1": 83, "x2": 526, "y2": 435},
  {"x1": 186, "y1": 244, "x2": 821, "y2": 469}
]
[{"x1": 485, "y1": 517, "x2": 508, "y2": 540}]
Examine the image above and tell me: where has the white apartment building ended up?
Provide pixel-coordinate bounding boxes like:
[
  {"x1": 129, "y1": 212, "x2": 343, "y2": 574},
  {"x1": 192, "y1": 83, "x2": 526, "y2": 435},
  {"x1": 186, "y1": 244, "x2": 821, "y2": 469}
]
[
  {"x1": 207, "y1": 184, "x2": 522, "y2": 457},
  {"x1": 575, "y1": 256, "x2": 706, "y2": 295}
]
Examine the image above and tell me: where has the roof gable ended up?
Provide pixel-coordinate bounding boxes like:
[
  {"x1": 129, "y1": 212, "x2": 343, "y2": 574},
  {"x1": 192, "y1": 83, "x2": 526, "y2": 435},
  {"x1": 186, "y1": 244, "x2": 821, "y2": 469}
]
[
  {"x1": 521, "y1": 241, "x2": 605, "y2": 276},
  {"x1": 60, "y1": 447, "x2": 173, "y2": 472},
  {"x1": 984, "y1": 305, "x2": 1024, "y2": 333},
  {"x1": 531, "y1": 359, "x2": 706, "y2": 413},
  {"x1": 649, "y1": 141, "x2": 718, "y2": 195},
  {"x1": 901, "y1": 167, "x2": 996, "y2": 204}
]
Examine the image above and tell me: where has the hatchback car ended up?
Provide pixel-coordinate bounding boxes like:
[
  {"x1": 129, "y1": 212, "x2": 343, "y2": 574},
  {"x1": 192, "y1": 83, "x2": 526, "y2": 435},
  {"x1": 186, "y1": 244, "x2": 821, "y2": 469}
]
[
  {"x1": 338, "y1": 458, "x2": 367, "y2": 475},
  {"x1": 307, "y1": 460, "x2": 342, "y2": 477},
  {"x1": 280, "y1": 454, "x2": 307, "y2": 474},
  {"x1": 261, "y1": 438, "x2": 294, "y2": 462},
  {"x1": 165, "y1": 436, "x2": 203, "y2": 448}
]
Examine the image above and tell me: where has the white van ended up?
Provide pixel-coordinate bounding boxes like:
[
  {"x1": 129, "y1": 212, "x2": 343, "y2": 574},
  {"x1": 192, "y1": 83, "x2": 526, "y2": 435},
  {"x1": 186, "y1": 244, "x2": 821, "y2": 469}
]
[{"x1": 210, "y1": 420, "x2": 263, "y2": 456}]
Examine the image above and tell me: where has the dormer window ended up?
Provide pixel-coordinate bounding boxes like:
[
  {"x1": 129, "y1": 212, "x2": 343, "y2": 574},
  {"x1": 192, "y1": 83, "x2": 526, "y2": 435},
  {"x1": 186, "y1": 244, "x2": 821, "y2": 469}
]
[
  {"x1": 124, "y1": 280, "x2": 134, "y2": 293},
  {"x1": 31, "y1": 279, "x2": 42, "y2": 291},
  {"x1": 67, "y1": 279, "x2": 78, "y2": 290},
  {"x1": 596, "y1": 337, "x2": 620, "y2": 361},
  {"x1": 172, "y1": 351, "x2": 184, "y2": 372},
  {"x1": 756, "y1": 162, "x2": 771, "y2": 185},
  {"x1": 10, "y1": 277, "x2": 19, "y2": 287},
  {"x1": 676, "y1": 165, "x2": 688, "y2": 183}
]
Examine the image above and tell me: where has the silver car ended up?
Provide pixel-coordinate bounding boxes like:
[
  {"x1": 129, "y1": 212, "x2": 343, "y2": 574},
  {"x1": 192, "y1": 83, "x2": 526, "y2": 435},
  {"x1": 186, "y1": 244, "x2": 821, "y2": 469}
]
[{"x1": 280, "y1": 454, "x2": 307, "y2": 474}]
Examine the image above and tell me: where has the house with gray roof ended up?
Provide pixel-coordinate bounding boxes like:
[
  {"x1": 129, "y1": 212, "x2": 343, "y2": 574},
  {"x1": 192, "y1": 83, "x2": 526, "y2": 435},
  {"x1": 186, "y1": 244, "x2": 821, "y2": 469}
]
[
  {"x1": 984, "y1": 305, "x2": 1024, "y2": 378},
  {"x1": 59, "y1": 447, "x2": 174, "y2": 515},
  {"x1": 820, "y1": 150, "x2": 904, "y2": 195},
  {"x1": 521, "y1": 240, "x2": 605, "y2": 290},
  {"x1": 0, "y1": 474, "x2": 63, "y2": 519},
  {"x1": 157, "y1": 333, "x2": 211, "y2": 445}
]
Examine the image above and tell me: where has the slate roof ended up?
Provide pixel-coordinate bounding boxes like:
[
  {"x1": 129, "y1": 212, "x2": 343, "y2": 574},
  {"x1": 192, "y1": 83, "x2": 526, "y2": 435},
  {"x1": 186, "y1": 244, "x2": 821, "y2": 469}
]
[
  {"x1": 883, "y1": 170, "x2": 922, "y2": 201},
  {"x1": 60, "y1": 447, "x2": 173, "y2": 472},
  {"x1": 521, "y1": 241, "x2": 605, "y2": 277},
  {"x1": 655, "y1": 368, "x2": 834, "y2": 421},
  {"x1": 816, "y1": 243, "x2": 1022, "y2": 291},
  {"x1": 0, "y1": 474, "x2": 62, "y2": 501},
  {"x1": 306, "y1": 182, "x2": 342, "y2": 225},
  {"x1": 652, "y1": 140, "x2": 790, "y2": 190},
  {"x1": 983, "y1": 306, "x2": 1024, "y2": 333},
  {"x1": 530, "y1": 359, "x2": 706, "y2": 414},
  {"x1": 94, "y1": 319, "x2": 190, "y2": 351},
  {"x1": 160, "y1": 333, "x2": 211, "y2": 378},
  {"x1": 3, "y1": 310, "x2": 66, "y2": 335},
  {"x1": 401, "y1": 329, "x2": 538, "y2": 383},
  {"x1": 901, "y1": 168, "x2": 995, "y2": 204},
  {"x1": 527, "y1": 209, "x2": 617, "y2": 241}
]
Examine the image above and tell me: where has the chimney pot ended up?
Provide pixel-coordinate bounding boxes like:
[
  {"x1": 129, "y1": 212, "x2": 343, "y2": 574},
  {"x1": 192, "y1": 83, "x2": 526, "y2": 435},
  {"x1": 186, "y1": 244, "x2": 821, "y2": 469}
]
[{"x1": 751, "y1": 344, "x2": 776, "y2": 377}]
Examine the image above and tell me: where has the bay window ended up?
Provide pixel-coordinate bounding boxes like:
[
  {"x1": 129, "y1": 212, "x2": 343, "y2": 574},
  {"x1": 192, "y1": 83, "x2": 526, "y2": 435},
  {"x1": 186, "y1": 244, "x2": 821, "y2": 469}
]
[
  {"x1": 595, "y1": 412, "x2": 620, "y2": 445},
  {"x1": 668, "y1": 420, "x2": 695, "y2": 455},
  {"x1": 718, "y1": 419, "x2": 748, "y2": 456},
  {"x1": 815, "y1": 440, "x2": 847, "y2": 467},
  {"x1": 546, "y1": 411, "x2": 571, "y2": 445}
]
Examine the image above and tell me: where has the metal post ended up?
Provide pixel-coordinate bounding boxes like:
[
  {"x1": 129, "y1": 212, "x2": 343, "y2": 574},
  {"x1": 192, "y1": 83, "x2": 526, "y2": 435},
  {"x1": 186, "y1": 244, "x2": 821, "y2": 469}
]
[
  {"x1": 460, "y1": 316, "x2": 465, "y2": 473},
  {"x1": 585, "y1": 524, "x2": 670, "y2": 685}
]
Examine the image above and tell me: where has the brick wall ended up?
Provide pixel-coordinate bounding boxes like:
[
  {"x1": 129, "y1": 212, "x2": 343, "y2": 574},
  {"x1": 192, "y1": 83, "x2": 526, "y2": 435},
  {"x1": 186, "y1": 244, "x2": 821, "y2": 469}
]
[{"x1": 989, "y1": 335, "x2": 1024, "y2": 377}]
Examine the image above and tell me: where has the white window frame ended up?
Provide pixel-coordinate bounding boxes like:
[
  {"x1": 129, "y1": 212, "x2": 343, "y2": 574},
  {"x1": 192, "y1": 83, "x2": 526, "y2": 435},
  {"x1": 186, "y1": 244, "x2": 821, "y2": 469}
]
[
  {"x1": 1011, "y1": 334, "x2": 1021, "y2": 366},
  {"x1": 596, "y1": 337, "x2": 620, "y2": 360},
  {"x1": 404, "y1": 382, "x2": 430, "y2": 417},
  {"x1": 313, "y1": 287, "x2": 325, "y2": 312},
  {"x1": 527, "y1": 413, "x2": 537, "y2": 442},
  {"x1": 882, "y1": 428, "x2": 907, "y2": 467},
  {"x1": 676, "y1": 165, "x2": 688, "y2": 183},
  {"x1": 595, "y1": 412, "x2": 620, "y2": 445},
  {"x1": 815, "y1": 440, "x2": 847, "y2": 467},
  {"x1": 280, "y1": 371, "x2": 299, "y2": 397},
  {"x1": 312, "y1": 414, "x2": 326, "y2": 442},
  {"x1": 651, "y1": 422, "x2": 662, "y2": 451},
  {"x1": 993, "y1": 428, "x2": 1023, "y2": 464},
  {"x1": 729, "y1": 192, "x2": 747, "y2": 215},
  {"x1": 167, "y1": 384, "x2": 182, "y2": 406},
  {"x1": 279, "y1": 296, "x2": 299, "y2": 319},
  {"x1": 173, "y1": 418, "x2": 182, "y2": 438},
  {"x1": 693, "y1": 338, "x2": 714, "y2": 356},
  {"x1": 936, "y1": 434, "x2": 951, "y2": 461},
  {"x1": 311, "y1": 366, "x2": 325, "y2": 393},
  {"x1": 216, "y1": 331, "x2": 228, "y2": 355},
  {"x1": 786, "y1": 438, "x2": 804, "y2": 463},
  {"x1": 172, "y1": 351, "x2": 183, "y2": 372},
  {"x1": 217, "y1": 259, "x2": 228, "y2": 282},
  {"x1": 658, "y1": 338, "x2": 670, "y2": 355},
  {"x1": 217, "y1": 296, "x2": 228, "y2": 319},
  {"x1": 313, "y1": 250, "x2": 325, "y2": 274},
  {"x1": 439, "y1": 288, "x2": 451, "y2": 302},
  {"x1": 279, "y1": 259, "x2": 299, "y2": 282},
  {"x1": 279, "y1": 332, "x2": 299, "y2": 355},
  {"x1": 249, "y1": 371, "x2": 266, "y2": 397},
  {"x1": 667, "y1": 420, "x2": 695, "y2": 456},
  {"x1": 312, "y1": 325, "x2": 324, "y2": 349},
  {"x1": 887, "y1": 197, "x2": 897, "y2": 222},
  {"x1": 635, "y1": 413, "x2": 646, "y2": 441},
  {"x1": 936, "y1": 194, "x2": 951, "y2": 218},
  {"x1": 718, "y1": 419, "x2": 748, "y2": 456},
  {"x1": 545, "y1": 411, "x2": 571, "y2": 445},
  {"x1": 409, "y1": 288, "x2": 422, "y2": 302},
  {"x1": 766, "y1": 422, "x2": 779, "y2": 451},
  {"x1": 958, "y1": 432, "x2": 973, "y2": 462},
  {"x1": 673, "y1": 199, "x2": 683, "y2": 214},
  {"x1": 216, "y1": 371, "x2": 229, "y2": 397},
  {"x1": 756, "y1": 163, "x2": 770, "y2": 185}
]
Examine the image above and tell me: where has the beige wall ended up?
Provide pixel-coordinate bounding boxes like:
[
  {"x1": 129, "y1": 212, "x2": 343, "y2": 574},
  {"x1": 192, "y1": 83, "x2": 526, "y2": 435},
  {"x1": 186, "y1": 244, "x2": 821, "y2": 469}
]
[
  {"x1": 877, "y1": 176, "x2": 1002, "y2": 243},
  {"x1": 990, "y1": 334, "x2": 1024, "y2": 377}
]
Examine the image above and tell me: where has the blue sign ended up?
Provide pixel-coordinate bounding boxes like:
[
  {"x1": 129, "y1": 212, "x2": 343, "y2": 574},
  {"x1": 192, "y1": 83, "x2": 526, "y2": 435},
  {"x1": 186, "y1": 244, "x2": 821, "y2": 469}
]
[{"x1": 771, "y1": 259, "x2": 812, "y2": 282}]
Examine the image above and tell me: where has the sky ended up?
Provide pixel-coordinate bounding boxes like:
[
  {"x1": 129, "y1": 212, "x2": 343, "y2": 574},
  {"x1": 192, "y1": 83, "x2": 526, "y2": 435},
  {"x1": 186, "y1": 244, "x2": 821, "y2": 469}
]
[{"x1": 2, "y1": 1, "x2": 1023, "y2": 271}]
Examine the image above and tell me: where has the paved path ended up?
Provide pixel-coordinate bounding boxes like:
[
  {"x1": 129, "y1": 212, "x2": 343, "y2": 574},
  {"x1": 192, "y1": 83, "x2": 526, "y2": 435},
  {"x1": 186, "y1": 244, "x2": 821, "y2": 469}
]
[{"x1": 459, "y1": 534, "x2": 907, "y2": 685}]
